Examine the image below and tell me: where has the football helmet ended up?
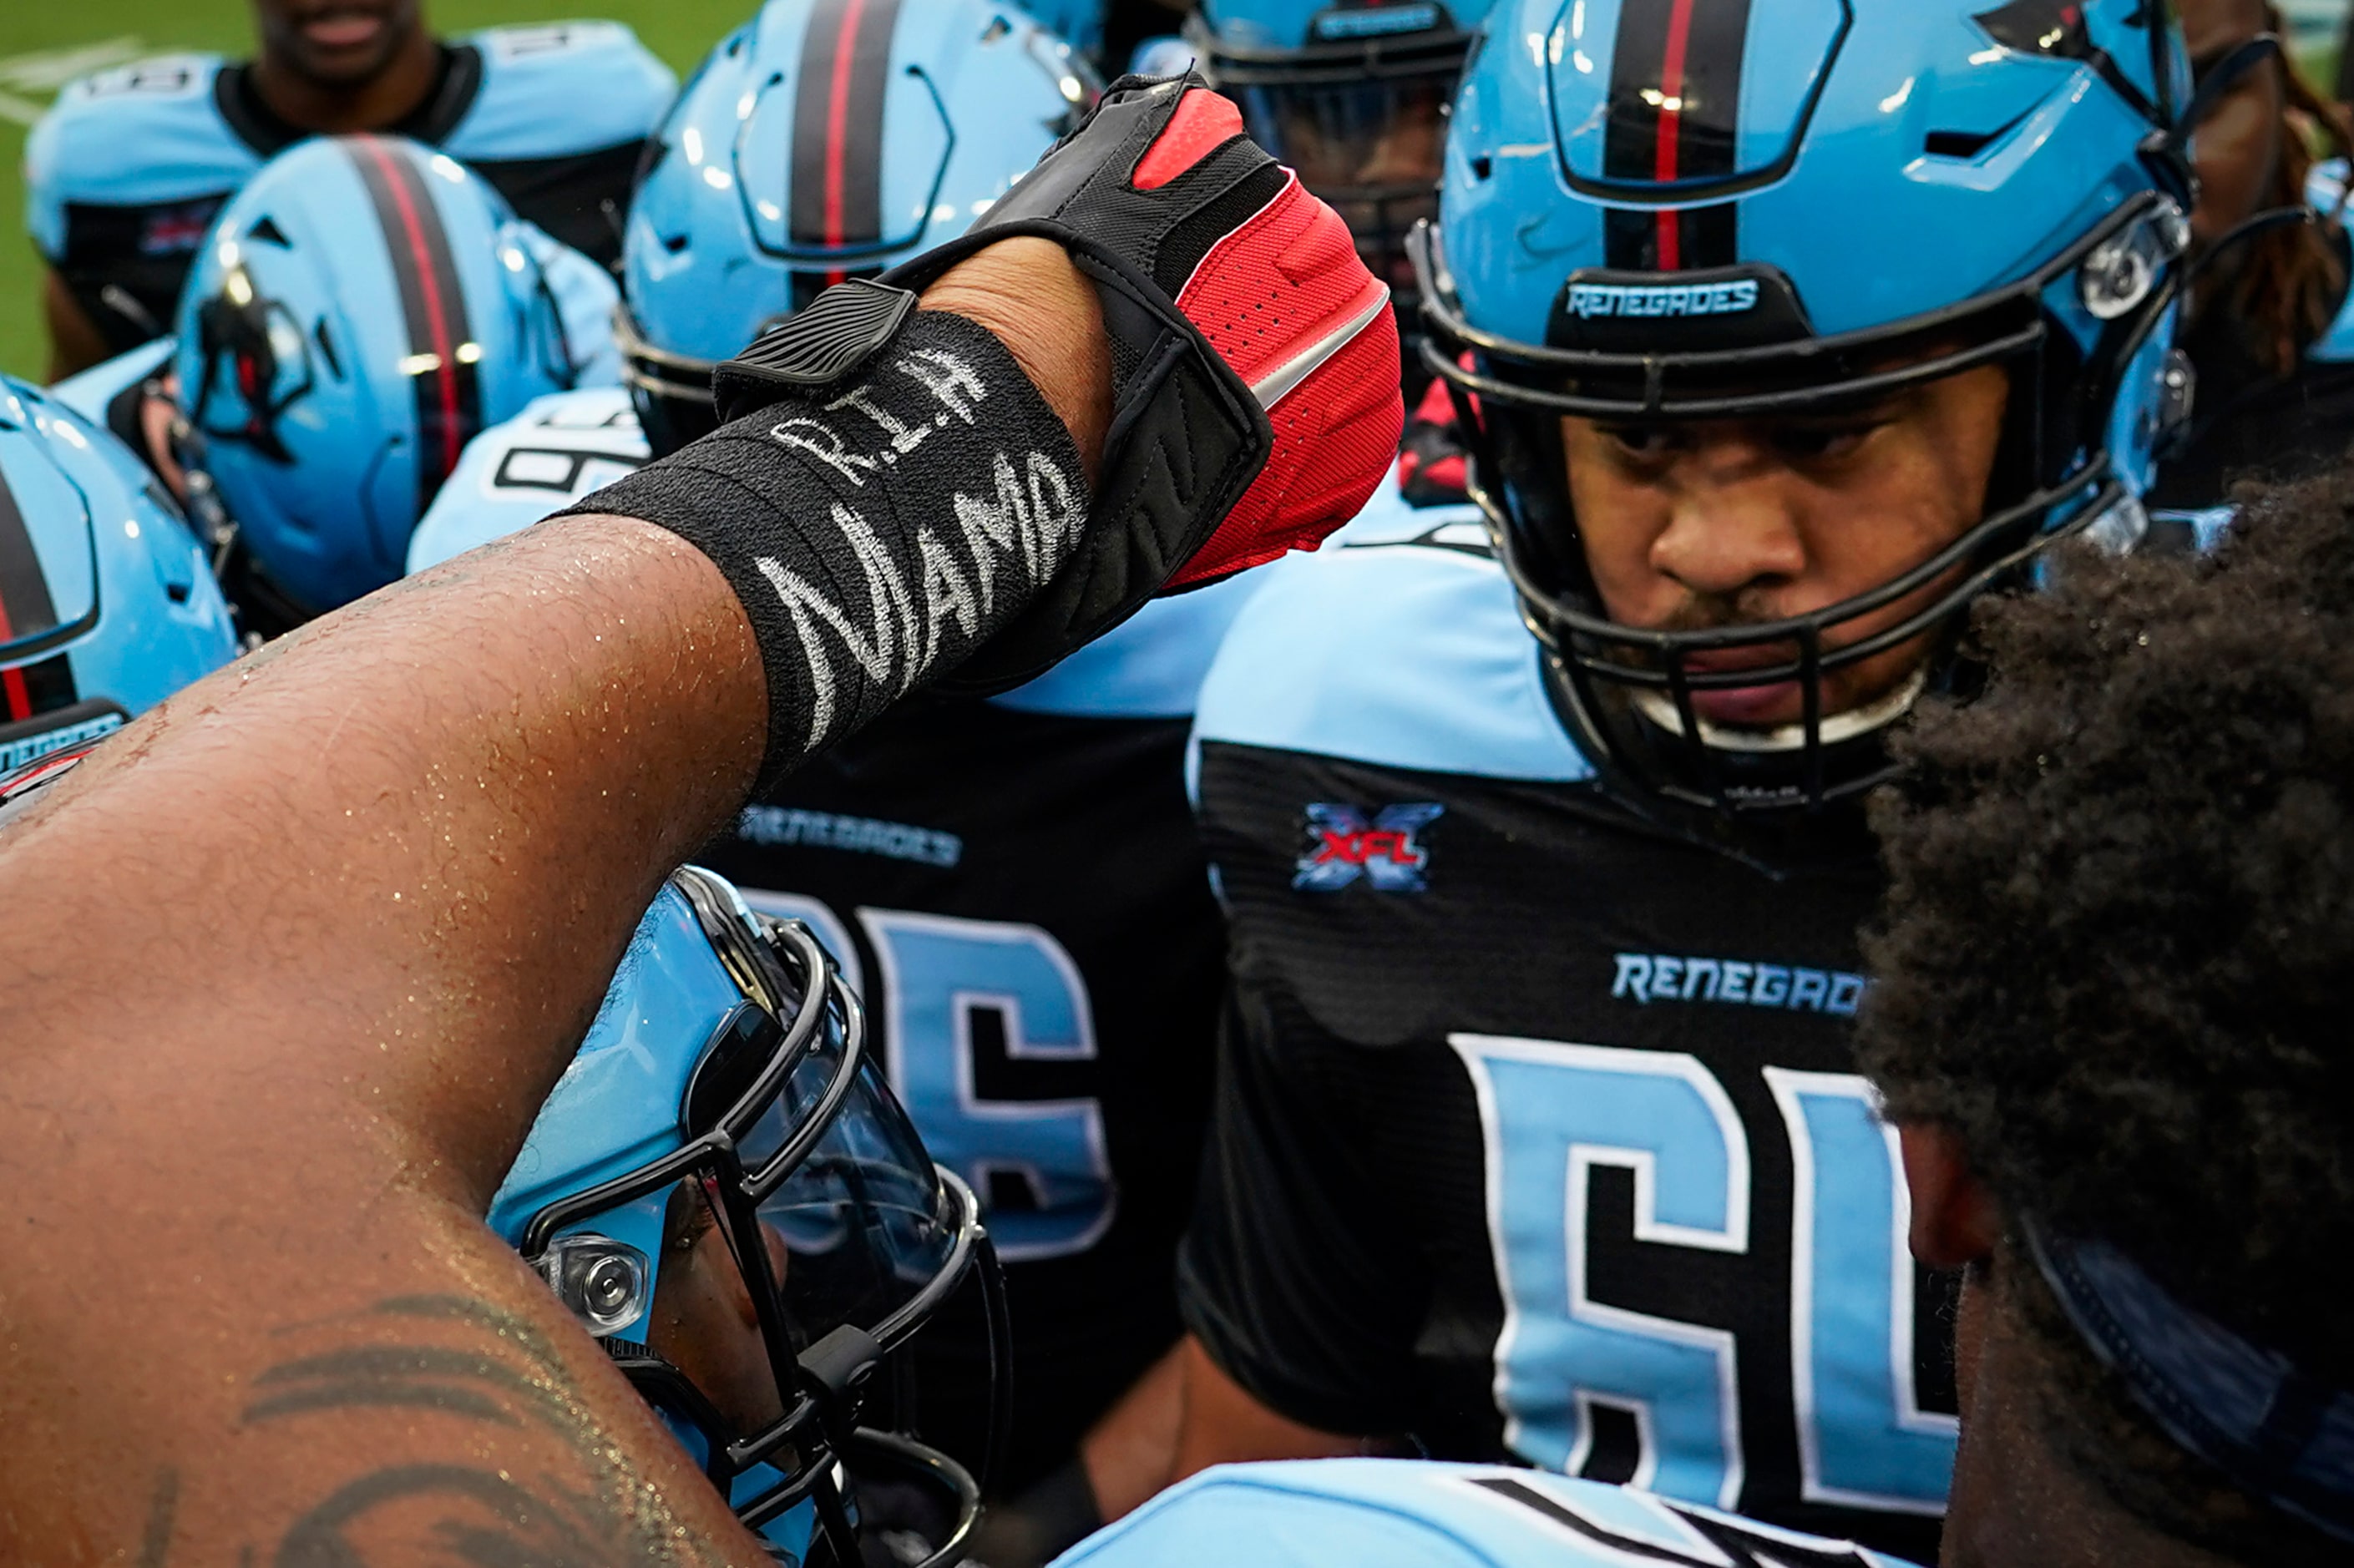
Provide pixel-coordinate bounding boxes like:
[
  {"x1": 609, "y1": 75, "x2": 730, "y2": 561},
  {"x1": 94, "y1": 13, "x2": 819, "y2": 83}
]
[
  {"x1": 489, "y1": 865, "x2": 1005, "y2": 1566},
  {"x1": 618, "y1": 0, "x2": 1094, "y2": 457},
  {"x1": 1187, "y1": 0, "x2": 1493, "y2": 369},
  {"x1": 175, "y1": 134, "x2": 610, "y2": 620},
  {"x1": 0, "y1": 375, "x2": 237, "y2": 773},
  {"x1": 1417, "y1": 0, "x2": 2197, "y2": 815}
]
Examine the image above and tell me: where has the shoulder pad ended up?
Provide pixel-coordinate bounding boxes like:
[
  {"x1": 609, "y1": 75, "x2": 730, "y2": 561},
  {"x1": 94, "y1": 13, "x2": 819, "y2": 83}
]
[
  {"x1": 447, "y1": 22, "x2": 677, "y2": 162},
  {"x1": 1056, "y1": 1461, "x2": 1927, "y2": 1568},
  {"x1": 407, "y1": 387, "x2": 646, "y2": 574},
  {"x1": 48, "y1": 337, "x2": 176, "y2": 427},
  {"x1": 25, "y1": 54, "x2": 249, "y2": 252},
  {"x1": 991, "y1": 569, "x2": 1266, "y2": 720},
  {"x1": 1190, "y1": 535, "x2": 1593, "y2": 785}
]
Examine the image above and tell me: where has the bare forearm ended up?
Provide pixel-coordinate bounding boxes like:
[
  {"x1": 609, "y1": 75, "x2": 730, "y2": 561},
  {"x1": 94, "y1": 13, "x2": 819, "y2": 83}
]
[
  {"x1": 0, "y1": 518, "x2": 772, "y2": 1563},
  {"x1": 0, "y1": 515, "x2": 765, "y2": 1201}
]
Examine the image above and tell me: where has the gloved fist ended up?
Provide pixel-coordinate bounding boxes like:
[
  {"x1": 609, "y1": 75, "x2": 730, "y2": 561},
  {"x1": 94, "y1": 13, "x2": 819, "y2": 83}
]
[{"x1": 874, "y1": 72, "x2": 1405, "y2": 688}]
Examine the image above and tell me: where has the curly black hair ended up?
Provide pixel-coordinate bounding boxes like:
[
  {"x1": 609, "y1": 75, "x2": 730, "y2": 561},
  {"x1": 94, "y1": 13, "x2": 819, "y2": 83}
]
[{"x1": 1857, "y1": 467, "x2": 2354, "y2": 1557}]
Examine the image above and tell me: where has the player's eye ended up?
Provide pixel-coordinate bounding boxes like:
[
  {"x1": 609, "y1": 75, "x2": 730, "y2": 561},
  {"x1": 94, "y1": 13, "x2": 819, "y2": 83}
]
[
  {"x1": 1597, "y1": 424, "x2": 1683, "y2": 462},
  {"x1": 1767, "y1": 418, "x2": 1882, "y2": 462}
]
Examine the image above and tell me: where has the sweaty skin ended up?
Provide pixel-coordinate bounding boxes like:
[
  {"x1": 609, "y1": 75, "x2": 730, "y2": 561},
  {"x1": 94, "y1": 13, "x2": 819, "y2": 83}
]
[
  {"x1": 0, "y1": 236, "x2": 1106, "y2": 1567},
  {"x1": 1563, "y1": 363, "x2": 2011, "y2": 729}
]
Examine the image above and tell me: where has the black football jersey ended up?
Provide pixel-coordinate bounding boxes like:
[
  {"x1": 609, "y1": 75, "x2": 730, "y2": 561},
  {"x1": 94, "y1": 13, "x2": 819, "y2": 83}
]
[
  {"x1": 1177, "y1": 513, "x2": 1957, "y2": 1563},
  {"x1": 695, "y1": 579, "x2": 1259, "y2": 1494},
  {"x1": 26, "y1": 23, "x2": 673, "y2": 354}
]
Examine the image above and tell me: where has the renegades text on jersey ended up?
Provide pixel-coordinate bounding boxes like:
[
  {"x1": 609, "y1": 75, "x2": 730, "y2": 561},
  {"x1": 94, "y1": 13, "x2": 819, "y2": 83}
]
[
  {"x1": 1178, "y1": 527, "x2": 1958, "y2": 1563},
  {"x1": 26, "y1": 22, "x2": 674, "y2": 356}
]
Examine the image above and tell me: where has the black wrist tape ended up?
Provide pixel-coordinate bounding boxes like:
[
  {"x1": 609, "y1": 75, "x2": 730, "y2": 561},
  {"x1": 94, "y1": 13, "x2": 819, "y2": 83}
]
[{"x1": 560, "y1": 310, "x2": 1086, "y2": 786}]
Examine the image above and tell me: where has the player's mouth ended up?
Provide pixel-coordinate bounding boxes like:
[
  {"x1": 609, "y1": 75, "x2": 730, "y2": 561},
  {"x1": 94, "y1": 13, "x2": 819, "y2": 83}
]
[
  {"x1": 1678, "y1": 647, "x2": 1800, "y2": 726},
  {"x1": 298, "y1": 7, "x2": 389, "y2": 53}
]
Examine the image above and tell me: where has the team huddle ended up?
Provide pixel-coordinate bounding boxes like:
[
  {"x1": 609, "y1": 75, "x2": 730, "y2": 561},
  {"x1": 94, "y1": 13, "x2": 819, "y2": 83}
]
[{"x1": 0, "y1": 0, "x2": 2348, "y2": 1564}]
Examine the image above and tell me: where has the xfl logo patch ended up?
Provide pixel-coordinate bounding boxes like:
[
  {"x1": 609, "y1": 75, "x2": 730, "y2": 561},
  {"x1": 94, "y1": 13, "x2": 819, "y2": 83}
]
[{"x1": 1293, "y1": 802, "x2": 1444, "y2": 893}]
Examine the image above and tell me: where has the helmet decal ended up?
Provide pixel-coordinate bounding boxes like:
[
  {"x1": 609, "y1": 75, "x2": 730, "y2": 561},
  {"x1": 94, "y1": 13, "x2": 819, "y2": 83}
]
[
  {"x1": 345, "y1": 135, "x2": 484, "y2": 510},
  {"x1": 1597, "y1": 0, "x2": 1756, "y2": 270},
  {"x1": 187, "y1": 286, "x2": 311, "y2": 464}
]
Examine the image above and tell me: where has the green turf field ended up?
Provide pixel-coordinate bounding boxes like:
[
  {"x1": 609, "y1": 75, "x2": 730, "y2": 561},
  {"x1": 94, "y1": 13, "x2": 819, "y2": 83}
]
[{"x1": 0, "y1": 2, "x2": 753, "y2": 383}]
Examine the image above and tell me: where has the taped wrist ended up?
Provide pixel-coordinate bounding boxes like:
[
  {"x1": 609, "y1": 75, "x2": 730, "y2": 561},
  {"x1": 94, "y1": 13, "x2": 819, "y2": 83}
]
[{"x1": 560, "y1": 309, "x2": 1086, "y2": 785}]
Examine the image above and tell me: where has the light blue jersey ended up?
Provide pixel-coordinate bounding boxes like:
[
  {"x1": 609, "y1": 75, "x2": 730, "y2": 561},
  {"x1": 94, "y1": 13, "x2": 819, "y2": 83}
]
[
  {"x1": 26, "y1": 23, "x2": 671, "y2": 354},
  {"x1": 1057, "y1": 1463, "x2": 1924, "y2": 1568},
  {"x1": 406, "y1": 387, "x2": 645, "y2": 574}
]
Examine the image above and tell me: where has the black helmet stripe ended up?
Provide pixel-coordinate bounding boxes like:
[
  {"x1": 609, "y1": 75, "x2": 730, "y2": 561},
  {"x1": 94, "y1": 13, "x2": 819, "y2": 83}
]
[
  {"x1": 792, "y1": 0, "x2": 904, "y2": 272},
  {"x1": 0, "y1": 463, "x2": 61, "y2": 674},
  {"x1": 1602, "y1": 0, "x2": 1752, "y2": 271},
  {"x1": 346, "y1": 135, "x2": 484, "y2": 509}
]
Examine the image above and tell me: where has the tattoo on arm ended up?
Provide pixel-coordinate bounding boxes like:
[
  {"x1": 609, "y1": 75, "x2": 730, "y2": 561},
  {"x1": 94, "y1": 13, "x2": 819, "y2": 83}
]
[{"x1": 147, "y1": 1294, "x2": 747, "y2": 1567}]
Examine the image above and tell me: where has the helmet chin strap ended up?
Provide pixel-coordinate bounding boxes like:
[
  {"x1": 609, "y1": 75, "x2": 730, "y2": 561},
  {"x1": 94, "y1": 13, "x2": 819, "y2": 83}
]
[{"x1": 1631, "y1": 665, "x2": 1929, "y2": 755}]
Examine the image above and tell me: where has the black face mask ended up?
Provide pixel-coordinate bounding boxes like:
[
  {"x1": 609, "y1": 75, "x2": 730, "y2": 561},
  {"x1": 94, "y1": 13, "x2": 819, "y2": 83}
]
[
  {"x1": 518, "y1": 867, "x2": 1010, "y2": 1565},
  {"x1": 1410, "y1": 189, "x2": 2191, "y2": 818}
]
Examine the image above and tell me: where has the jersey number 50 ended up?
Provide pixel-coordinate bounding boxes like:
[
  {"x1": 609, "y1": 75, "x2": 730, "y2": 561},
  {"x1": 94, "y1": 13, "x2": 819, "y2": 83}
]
[{"x1": 1450, "y1": 1034, "x2": 1957, "y2": 1519}]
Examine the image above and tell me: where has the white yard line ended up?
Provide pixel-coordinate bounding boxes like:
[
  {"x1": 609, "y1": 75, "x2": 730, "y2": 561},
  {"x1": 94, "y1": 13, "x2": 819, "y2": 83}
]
[{"x1": 0, "y1": 37, "x2": 149, "y2": 128}]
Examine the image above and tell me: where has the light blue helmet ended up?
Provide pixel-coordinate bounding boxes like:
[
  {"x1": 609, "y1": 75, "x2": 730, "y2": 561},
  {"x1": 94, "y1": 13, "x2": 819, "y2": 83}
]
[
  {"x1": 0, "y1": 376, "x2": 236, "y2": 772},
  {"x1": 175, "y1": 134, "x2": 600, "y2": 620},
  {"x1": 617, "y1": 0, "x2": 1094, "y2": 455},
  {"x1": 1187, "y1": 0, "x2": 1498, "y2": 342},
  {"x1": 489, "y1": 865, "x2": 1002, "y2": 1565},
  {"x1": 1417, "y1": 0, "x2": 2198, "y2": 815}
]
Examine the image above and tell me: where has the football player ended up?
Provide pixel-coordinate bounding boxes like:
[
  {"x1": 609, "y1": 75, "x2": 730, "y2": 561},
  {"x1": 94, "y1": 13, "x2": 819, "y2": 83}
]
[
  {"x1": 2151, "y1": 0, "x2": 2354, "y2": 508},
  {"x1": 402, "y1": 8, "x2": 1274, "y2": 1559},
  {"x1": 1056, "y1": 483, "x2": 2354, "y2": 1568},
  {"x1": 1167, "y1": 3, "x2": 2192, "y2": 1561},
  {"x1": 52, "y1": 134, "x2": 620, "y2": 636},
  {"x1": 23, "y1": 0, "x2": 673, "y2": 377},
  {"x1": 0, "y1": 74, "x2": 1402, "y2": 1562},
  {"x1": 0, "y1": 373, "x2": 237, "y2": 771}
]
